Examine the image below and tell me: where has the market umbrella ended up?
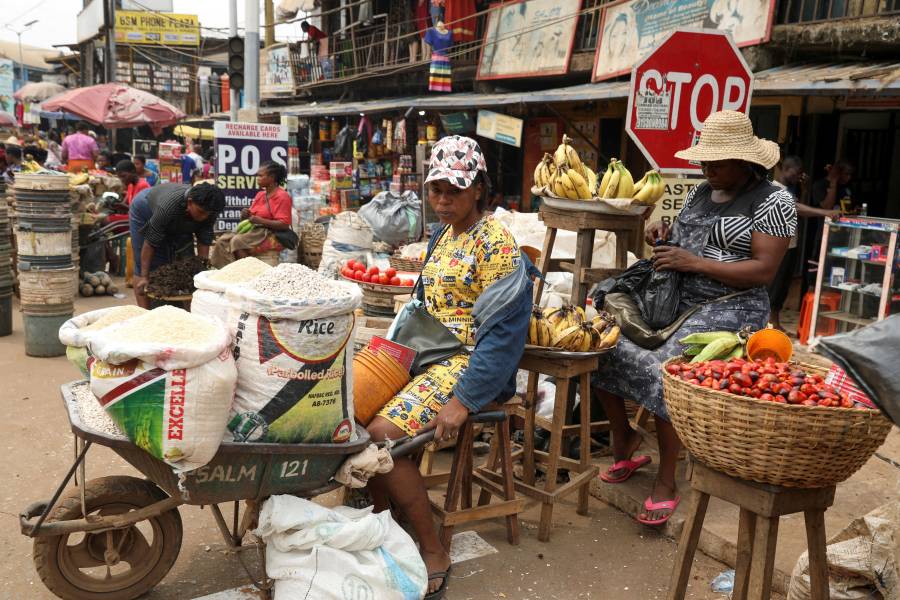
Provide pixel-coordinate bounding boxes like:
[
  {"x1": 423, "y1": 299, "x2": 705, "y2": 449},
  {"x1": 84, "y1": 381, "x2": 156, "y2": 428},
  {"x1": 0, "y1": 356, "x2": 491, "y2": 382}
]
[
  {"x1": 42, "y1": 83, "x2": 186, "y2": 135},
  {"x1": 0, "y1": 111, "x2": 16, "y2": 127},
  {"x1": 13, "y1": 82, "x2": 66, "y2": 102},
  {"x1": 174, "y1": 124, "x2": 214, "y2": 141}
]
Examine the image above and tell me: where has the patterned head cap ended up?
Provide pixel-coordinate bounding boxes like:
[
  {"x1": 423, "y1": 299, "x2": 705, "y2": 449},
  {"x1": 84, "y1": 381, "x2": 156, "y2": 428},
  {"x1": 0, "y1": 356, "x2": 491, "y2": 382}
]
[{"x1": 425, "y1": 135, "x2": 487, "y2": 190}]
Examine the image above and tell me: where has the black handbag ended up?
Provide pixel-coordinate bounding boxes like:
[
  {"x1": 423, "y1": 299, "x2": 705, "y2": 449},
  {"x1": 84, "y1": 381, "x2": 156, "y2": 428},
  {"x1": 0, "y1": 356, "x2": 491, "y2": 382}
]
[
  {"x1": 265, "y1": 194, "x2": 299, "y2": 250},
  {"x1": 388, "y1": 226, "x2": 465, "y2": 374}
]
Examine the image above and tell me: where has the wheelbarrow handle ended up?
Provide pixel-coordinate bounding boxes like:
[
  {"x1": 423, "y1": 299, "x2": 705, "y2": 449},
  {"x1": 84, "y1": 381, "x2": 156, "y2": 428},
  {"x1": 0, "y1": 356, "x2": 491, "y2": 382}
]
[{"x1": 386, "y1": 409, "x2": 507, "y2": 459}]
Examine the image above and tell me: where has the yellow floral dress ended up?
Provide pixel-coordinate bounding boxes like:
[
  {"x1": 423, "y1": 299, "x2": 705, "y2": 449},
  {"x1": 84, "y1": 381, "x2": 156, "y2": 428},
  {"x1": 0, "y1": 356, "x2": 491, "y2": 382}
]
[{"x1": 377, "y1": 216, "x2": 520, "y2": 436}]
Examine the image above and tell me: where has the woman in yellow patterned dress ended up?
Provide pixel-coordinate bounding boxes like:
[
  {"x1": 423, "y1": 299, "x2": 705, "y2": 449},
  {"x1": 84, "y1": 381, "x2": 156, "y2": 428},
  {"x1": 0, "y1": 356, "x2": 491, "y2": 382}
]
[{"x1": 366, "y1": 136, "x2": 533, "y2": 599}]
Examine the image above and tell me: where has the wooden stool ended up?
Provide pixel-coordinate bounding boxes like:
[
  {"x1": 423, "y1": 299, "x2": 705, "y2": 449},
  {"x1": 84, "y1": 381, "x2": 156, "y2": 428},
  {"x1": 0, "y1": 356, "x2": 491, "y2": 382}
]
[
  {"x1": 424, "y1": 410, "x2": 525, "y2": 550},
  {"x1": 480, "y1": 350, "x2": 601, "y2": 541},
  {"x1": 667, "y1": 462, "x2": 835, "y2": 600}
]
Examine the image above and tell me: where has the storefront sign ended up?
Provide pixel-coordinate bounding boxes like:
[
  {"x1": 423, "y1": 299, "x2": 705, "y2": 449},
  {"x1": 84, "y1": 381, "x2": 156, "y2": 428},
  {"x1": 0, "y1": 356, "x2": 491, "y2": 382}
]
[
  {"x1": 132, "y1": 139, "x2": 159, "y2": 158},
  {"x1": 477, "y1": 0, "x2": 581, "y2": 81},
  {"x1": 213, "y1": 122, "x2": 289, "y2": 232},
  {"x1": 476, "y1": 110, "x2": 523, "y2": 147},
  {"x1": 114, "y1": 10, "x2": 200, "y2": 46},
  {"x1": 626, "y1": 29, "x2": 753, "y2": 174},
  {"x1": 643, "y1": 176, "x2": 705, "y2": 255},
  {"x1": 261, "y1": 44, "x2": 295, "y2": 96},
  {"x1": 439, "y1": 112, "x2": 476, "y2": 135},
  {"x1": 593, "y1": 0, "x2": 775, "y2": 82},
  {"x1": 0, "y1": 59, "x2": 14, "y2": 113}
]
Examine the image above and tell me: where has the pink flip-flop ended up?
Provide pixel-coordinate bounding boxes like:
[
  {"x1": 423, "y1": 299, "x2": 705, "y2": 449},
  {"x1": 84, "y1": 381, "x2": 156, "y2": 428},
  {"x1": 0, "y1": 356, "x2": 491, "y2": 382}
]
[
  {"x1": 636, "y1": 495, "x2": 681, "y2": 526},
  {"x1": 598, "y1": 455, "x2": 652, "y2": 484}
]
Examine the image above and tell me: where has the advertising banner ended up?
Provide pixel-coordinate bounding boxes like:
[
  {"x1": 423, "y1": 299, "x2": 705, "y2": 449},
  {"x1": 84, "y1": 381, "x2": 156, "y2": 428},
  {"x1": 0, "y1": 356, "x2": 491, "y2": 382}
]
[
  {"x1": 593, "y1": 0, "x2": 774, "y2": 82},
  {"x1": 477, "y1": 0, "x2": 582, "y2": 80},
  {"x1": 261, "y1": 44, "x2": 295, "y2": 96},
  {"x1": 214, "y1": 122, "x2": 289, "y2": 232},
  {"x1": 0, "y1": 59, "x2": 14, "y2": 113},
  {"x1": 114, "y1": 10, "x2": 200, "y2": 46},
  {"x1": 476, "y1": 110, "x2": 524, "y2": 147}
]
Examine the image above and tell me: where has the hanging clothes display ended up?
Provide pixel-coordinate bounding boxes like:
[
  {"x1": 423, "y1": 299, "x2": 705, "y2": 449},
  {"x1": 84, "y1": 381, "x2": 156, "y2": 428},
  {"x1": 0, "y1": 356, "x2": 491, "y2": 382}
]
[
  {"x1": 424, "y1": 26, "x2": 453, "y2": 92},
  {"x1": 415, "y1": 0, "x2": 430, "y2": 37},
  {"x1": 444, "y1": 0, "x2": 477, "y2": 43}
]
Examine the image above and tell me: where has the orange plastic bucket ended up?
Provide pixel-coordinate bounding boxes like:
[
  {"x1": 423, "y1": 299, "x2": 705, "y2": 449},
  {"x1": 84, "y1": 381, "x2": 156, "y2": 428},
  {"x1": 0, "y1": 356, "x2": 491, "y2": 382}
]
[{"x1": 746, "y1": 328, "x2": 793, "y2": 362}]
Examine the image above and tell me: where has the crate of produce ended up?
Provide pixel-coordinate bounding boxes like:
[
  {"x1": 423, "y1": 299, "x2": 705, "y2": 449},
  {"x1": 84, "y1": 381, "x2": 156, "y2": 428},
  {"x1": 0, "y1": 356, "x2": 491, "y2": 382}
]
[{"x1": 662, "y1": 357, "x2": 892, "y2": 488}]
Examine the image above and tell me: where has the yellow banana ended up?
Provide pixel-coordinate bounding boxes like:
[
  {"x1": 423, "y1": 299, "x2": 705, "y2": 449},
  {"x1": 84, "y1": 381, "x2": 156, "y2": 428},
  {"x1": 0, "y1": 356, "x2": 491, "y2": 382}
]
[
  {"x1": 632, "y1": 171, "x2": 650, "y2": 194},
  {"x1": 529, "y1": 316, "x2": 538, "y2": 345},
  {"x1": 551, "y1": 172, "x2": 568, "y2": 199},
  {"x1": 598, "y1": 159, "x2": 615, "y2": 197},
  {"x1": 573, "y1": 306, "x2": 586, "y2": 323},
  {"x1": 538, "y1": 320, "x2": 552, "y2": 347},
  {"x1": 616, "y1": 162, "x2": 635, "y2": 198},
  {"x1": 632, "y1": 178, "x2": 657, "y2": 204},
  {"x1": 584, "y1": 167, "x2": 598, "y2": 197},
  {"x1": 650, "y1": 174, "x2": 666, "y2": 203},
  {"x1": 598, "y1": 325, "x2": 620, "y2": 349},
  {"x1": 603, "y1": 164, "x2": 621, "y2": 199},
  {"x1": 579, "y1": 324, "x2": 594, "y2": 352},
  {"x1": 566, "y1": 167, "x2": 591, "y2": 200},
  {"x1": 533, "y1": 161, "x2": 545, "y2": 189}
]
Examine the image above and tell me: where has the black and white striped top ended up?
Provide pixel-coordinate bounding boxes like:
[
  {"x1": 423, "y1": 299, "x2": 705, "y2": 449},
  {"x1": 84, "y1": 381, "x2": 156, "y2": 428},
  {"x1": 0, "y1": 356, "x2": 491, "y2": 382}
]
[{"x1": 681, "y1": 181, "x2": 797, "y2": 263}]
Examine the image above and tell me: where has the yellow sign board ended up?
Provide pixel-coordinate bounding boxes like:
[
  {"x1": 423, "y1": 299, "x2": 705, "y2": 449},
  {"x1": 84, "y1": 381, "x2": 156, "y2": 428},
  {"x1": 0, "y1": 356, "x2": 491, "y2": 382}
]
[{"x1": 115, "y1": 11, "x2": 200, "y2": 47}]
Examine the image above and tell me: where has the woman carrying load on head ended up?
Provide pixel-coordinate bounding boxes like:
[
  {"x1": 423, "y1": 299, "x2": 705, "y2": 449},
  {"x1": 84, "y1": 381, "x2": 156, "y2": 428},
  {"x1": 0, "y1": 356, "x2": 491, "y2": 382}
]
[
  {"x1": 365, "y1": 136, "x2": 533, "y2": 599},
  {"x1": 593, "y1": 110, "x2": 797, "y2": 526}
]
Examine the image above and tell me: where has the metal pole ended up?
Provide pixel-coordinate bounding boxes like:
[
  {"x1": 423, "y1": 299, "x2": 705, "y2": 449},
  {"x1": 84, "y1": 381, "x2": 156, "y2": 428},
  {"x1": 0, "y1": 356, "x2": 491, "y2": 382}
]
[
  {"x1": 245, "y1": 0, "x2": 260, "y2": 113},
  {"x1": 108, "y1": 0, "x2": 116, "y2": 83},
  {"x1": 17, "y1": 33, "x2": 24, "y2": 86},
  {"x1": 264, "y1": 0, "x2": 275, "y2": 47},
  {"x1": 229, "y1": 0, "x2": 239, "y2": 122}
]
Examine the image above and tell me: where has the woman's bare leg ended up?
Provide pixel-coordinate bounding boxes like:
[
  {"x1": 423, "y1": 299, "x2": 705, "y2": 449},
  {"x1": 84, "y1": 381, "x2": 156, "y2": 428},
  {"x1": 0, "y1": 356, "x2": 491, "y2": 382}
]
[
  {"x1": 640, "y1": 416, "x2": 682, "y2": 522},
  {"x1": 595, "y1": 389, "x2": 644, "y2": 479}
]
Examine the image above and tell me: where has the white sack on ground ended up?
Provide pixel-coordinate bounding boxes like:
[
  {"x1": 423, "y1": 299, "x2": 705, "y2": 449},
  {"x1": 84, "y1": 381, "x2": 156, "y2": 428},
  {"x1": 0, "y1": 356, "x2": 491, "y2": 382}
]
[{"x1": 256, "y1": 495, "x2": 427, "y2": 600}]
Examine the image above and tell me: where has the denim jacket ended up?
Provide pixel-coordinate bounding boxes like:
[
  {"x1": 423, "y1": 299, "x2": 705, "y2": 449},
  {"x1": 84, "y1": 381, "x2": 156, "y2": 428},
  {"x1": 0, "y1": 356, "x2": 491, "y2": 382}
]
[{"x1": 419, "y1": 228, "x2": 535, "y2": 413}]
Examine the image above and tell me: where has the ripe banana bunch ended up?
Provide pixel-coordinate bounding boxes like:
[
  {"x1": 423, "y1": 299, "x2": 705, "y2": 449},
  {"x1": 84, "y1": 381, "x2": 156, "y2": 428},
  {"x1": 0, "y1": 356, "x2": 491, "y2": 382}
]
[
  {"x1": 544, "y1": 304, "x2": 585, "y2": 331},
  {"x1": 20, "y1": 158, "x2": 44, "y2": 173},
  {"x1": 590, "y1": 313, "x2": 621, "y2": 351},
  {"x1": 632, "y1": 170, "x2": 666, "y2": 205},
  {"x1": 553, "y1": 134, "x2": 583, "y2": 175},
  {"x1": 532, "y1": 153, "x2": 556, "y2": 190},
  {"x1": 599, "y1": 158, "x2": 635, "y2": 199},
  {"x1": 68, "y1": 172, "x2": 91, "y2": 187},
  {"x1": 528, "y1": 305, "x2": 553, "y2": 347},
  {"x1": 553, "y1": 323, "x2": 594, "y2": 352},
  {"x1": 551, "y1": 165, "x2": 592, "y2": 200}
]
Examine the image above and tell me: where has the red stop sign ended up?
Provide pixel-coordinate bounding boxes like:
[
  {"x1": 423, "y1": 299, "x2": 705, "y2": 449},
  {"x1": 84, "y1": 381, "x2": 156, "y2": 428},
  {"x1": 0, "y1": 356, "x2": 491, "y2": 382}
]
[{"x1": 626, "y1": 30, "x2": 754, "y2": 174}]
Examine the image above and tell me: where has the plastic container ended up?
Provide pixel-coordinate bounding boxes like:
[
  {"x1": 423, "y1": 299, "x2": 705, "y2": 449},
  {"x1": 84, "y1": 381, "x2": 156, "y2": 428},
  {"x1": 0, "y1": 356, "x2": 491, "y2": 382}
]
[
  {"x1": 0, "y1": 293, "x2": 12, "y2": 337},
  {"x1": 23, "y1": 313, "x2": 71, "y2": 357},
  {"x1": 746, "y1": 328, "x2": 793, "y2": 362}
]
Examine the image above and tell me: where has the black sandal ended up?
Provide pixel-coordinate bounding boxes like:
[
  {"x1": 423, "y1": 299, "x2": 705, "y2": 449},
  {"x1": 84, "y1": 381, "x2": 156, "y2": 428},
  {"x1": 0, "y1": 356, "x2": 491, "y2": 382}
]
[{"x1": 424, "y1": 566, "x2": 452, "y2": 600}]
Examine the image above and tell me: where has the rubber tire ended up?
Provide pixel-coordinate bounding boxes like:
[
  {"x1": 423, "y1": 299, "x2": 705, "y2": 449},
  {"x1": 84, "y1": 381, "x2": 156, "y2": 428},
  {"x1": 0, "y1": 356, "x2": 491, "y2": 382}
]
[{"x1": 33, "y1": 475, "x2": 183, "y2": 600}]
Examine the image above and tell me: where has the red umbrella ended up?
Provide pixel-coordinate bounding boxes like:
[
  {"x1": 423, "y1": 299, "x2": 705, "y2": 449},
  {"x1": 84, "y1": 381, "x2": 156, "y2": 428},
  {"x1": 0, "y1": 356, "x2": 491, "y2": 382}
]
[{"x1": 42, "y1": 83, "x2": 186, "y2": 134}]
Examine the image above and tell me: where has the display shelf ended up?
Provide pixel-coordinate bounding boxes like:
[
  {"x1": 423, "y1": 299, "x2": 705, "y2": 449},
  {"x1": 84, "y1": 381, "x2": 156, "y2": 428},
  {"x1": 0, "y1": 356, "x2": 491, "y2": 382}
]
[
  {"x1": 817, "y1": 310, "x2": 876, "y2": 326},
  {"x1": 826, "y1": 253, "x2": 893, "y2": 267}
]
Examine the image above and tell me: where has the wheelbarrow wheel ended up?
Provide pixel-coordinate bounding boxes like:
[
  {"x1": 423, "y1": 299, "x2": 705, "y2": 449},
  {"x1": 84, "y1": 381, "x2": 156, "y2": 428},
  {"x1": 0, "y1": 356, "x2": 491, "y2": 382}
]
[{"x1": 33, "y1": 475, "x2": 182, "y2": 600}]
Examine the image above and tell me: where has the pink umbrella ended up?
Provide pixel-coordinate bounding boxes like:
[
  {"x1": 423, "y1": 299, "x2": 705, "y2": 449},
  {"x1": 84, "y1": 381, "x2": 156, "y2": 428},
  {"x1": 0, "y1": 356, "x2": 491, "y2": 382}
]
[
  {"x1": 0, "y1": 111, "x2": 16, "y2": 127},
  {"x1": 42, "y1": 83, "x2": 186, "y2": 134}
]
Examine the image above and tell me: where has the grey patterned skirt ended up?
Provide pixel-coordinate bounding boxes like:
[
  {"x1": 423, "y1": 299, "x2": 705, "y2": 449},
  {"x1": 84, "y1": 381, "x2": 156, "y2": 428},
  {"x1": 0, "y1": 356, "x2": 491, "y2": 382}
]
[{"x1": 592, "y1": 289, "x2": 770, "y2": 421}]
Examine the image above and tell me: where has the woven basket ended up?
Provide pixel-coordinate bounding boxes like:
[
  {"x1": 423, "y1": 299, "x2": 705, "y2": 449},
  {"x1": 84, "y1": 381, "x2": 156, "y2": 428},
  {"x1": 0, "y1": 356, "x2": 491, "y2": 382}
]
[
  {"x1": 389, "y1": 254, "x2": 424, "y2": 272},
  {"x1": 662, "y1": 359, "x2": 892, "y2": 488},
  {"x1": 300, "y1": 223, "x2": 326, "y2": 269}
]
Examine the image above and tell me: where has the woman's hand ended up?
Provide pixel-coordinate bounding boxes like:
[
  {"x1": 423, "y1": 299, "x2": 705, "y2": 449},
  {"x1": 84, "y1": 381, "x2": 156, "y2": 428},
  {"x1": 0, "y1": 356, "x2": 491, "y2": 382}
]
[
  {"x1": 427, "y1": 397, "x2": 470, "y2": 442},
  {"x1": 240, "y1": 207, "x2": 250, "y2": 220},
  {"x1": 652, "y1": 245, "x2": 700, "y2": 273},
  {"x1": 645, "y1": 221, "x2": 671, "y2": 245},
  {"x1": 133, "y1": 276, "x2": 148, "y2": 295}
]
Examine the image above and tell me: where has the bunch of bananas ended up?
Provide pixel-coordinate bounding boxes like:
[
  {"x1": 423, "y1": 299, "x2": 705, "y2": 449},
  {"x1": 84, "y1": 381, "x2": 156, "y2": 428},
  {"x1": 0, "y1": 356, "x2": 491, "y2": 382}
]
[
  {"x1": 20, "y1": 158, "x2": 45, "y2": 173},
  {"x1": 680, "y1": 331, "x2": 747, "y2": 363},
  {"x1": 598, "y1": 158, "x2": 636, "y2": 199},
  {"x1": 632, "y1": 170, "x2": 666, "y2": 205},
  {"x1": 532, "y1": 135, "x2": 599, "y2": 200},
  {"x1": 68, "y1": 172, "x2": 90, "y2": 187},
  {"x1": 529, "y1": 304, "x2": 620, "y2": 352},
  {"x1": 235, "y1": 219, "x2": 255, "y2": 234}
]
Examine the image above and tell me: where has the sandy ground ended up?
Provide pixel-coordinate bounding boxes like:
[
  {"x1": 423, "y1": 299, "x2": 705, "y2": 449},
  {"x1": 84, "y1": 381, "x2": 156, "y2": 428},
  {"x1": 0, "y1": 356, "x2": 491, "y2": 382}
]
[{"x1": 1, "y1": 288, "x2": 756, "y2": 600}]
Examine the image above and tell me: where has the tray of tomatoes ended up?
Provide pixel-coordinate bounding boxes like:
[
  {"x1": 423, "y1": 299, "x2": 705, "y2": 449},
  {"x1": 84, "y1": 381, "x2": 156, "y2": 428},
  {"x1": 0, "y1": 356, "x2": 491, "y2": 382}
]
[
  {"x1": 340, "y1": 259, "x2": 418, "y2": 293},
  {"x1": 664, "y1": 356, "x2": 864, "y2": 409}
]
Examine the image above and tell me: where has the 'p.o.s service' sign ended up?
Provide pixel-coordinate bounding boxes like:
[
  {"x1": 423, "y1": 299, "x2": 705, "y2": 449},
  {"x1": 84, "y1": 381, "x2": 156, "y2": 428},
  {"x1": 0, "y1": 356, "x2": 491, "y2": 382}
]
[{"x1": 213, "y1": 121, "x2": 288, "y2": 232}]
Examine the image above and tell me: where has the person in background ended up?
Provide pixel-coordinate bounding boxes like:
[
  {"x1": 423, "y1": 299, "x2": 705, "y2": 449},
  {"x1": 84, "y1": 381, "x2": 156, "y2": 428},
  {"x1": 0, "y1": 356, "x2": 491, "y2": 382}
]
[
  {"x1": 2, "y1": 145, "x2": 21, "y2": 184},
  {"x1": 202, "y1": 148, "x2": 215, "y2": 180},
  {"x1": 301, "y1": 20, "x2": 327, "y2": 56},
  {"x1": 45, "y1": 139, "x2": 63, "y2": 169},
  {"x1": 180, "y1": 152, "x2": 197, "y2": 184},
  {"x1": 228, "y1": 161, "x2": 292, "y2": 261},
  {"x1": 116, "y1": 160, "x2": 151, "y2": 205},
  {"x1": 812, "y1": 160, "x2": 854, "y2": 214},
  {"x1": 133, "y1": 155, "x2": 159, "y2": 186},
  {"x1": 111, "y1": 145, "x2": 130, "y2": 166},
  {"x1": 96, "y1": 151, "x2": 114, "y2": 172},
  {"x1": 60, "y1": 121, "x2": 99, "y2": 173},
  {"x1": 129, "y1": 182, "x2": 225, "y2": 308},
  {"x1": 767, "y1": 156, "x2": 841, "y2": 332},
  {"x1": 187, "y1": 144, "x2": 204, "y2": 174}
]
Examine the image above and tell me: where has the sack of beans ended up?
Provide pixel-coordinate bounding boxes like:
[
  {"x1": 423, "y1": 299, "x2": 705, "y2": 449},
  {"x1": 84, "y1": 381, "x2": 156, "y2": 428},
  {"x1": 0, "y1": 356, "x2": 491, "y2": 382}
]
[
  {"x1": 225, "y1": 263, "x2": 362, "y2": 444},
  {"x1": 87, "y1": 306, "x2": 237, "y2": 472},
  {"x1": 192, "y1": 256, "x2": 273, "y2": 328},
  {"x1": 59, "y1": 306, "x2": 148, "y2": 377}
]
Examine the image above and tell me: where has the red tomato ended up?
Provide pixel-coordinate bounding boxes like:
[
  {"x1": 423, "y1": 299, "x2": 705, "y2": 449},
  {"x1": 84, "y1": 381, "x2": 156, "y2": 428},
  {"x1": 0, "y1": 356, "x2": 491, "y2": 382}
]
[
  {"x1": 354, "y1": 269, "x2": 366, "y2": 281},
  {"x1": 368, "y1": 266, "x2": 380, "y2": 276},
  {"x1": 385, "y1": 267, "x2": 397, "y2": 278},
  {"x1": 666, "y1": 364, "x2": 681, "y2": 375},
  {"x1": 760, "y1": 393, "x2": 775, "y2": 402},
  {"x1": 361, "y1": 273, "x2": 372, "y2": 283},
  {"x1": 402, "y1": 278, "x2": 414, "y2": 286},
  {"x1": 378, "y1": 273, "x2": 389, "y2": 285},
  {"x1": 389, "y1": 276, "x2": 401, "y2": 286}
]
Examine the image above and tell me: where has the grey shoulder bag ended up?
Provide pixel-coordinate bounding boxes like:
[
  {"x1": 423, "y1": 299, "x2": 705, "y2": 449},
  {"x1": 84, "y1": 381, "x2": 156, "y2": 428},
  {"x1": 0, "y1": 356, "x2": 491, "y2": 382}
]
[{"x1": 387, "y1": 226, "x2": 465, "y2": 374}]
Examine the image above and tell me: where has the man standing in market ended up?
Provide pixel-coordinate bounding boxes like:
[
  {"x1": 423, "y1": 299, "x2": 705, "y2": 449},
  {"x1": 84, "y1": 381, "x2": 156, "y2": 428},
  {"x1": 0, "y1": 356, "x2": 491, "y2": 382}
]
[
  {"x1": 129, "y1": 182, "x2": 225, "y2": 308},
  {"x1": 60, "y1": 121, "x2": 99, "y2": 173}
]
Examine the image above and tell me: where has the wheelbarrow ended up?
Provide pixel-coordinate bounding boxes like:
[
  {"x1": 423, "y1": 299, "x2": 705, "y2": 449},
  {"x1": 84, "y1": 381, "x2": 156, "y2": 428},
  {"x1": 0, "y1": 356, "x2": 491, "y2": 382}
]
[{"x1": 19, "y1": 382, "x2": 373, "y2": 600}]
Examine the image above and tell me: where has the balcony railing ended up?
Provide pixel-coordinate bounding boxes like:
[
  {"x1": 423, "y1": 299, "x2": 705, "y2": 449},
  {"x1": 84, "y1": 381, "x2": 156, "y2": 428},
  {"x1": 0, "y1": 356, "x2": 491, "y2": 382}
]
[{"x1": 777, "y1": 0, "x2": 900, "y2": 23}]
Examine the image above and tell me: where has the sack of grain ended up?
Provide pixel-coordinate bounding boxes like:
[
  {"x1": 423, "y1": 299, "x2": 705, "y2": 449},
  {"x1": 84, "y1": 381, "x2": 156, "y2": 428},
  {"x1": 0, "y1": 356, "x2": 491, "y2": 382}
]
[
  {"x1": 59, "y1": 306, "x2": 148, "y2": 377},
  {"x1": 225, "y1": 263, "x2": 362, "y2": 444},
  {"x1": 192, "y1": 257, "x2": 273, "y2": 327},
  {"x1": 87, "y1": 306, "x2": 237, "y2": 472},
  {"x1": 318, "y1": 211, "x2": 374, "y2": 278}
]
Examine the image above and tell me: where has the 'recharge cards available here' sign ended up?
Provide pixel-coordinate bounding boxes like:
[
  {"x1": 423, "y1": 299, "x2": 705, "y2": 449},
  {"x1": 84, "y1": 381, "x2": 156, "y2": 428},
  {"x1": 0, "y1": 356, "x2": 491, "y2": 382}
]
[{"x1": 214, "y1": 122, "x2": 288, "y2": 232}]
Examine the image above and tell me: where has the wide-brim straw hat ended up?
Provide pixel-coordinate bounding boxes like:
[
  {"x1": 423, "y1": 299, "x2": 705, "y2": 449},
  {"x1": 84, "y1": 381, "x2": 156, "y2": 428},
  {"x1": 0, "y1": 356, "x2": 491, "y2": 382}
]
[{"x1": 674, "y1": 110, "x2": 780, "y2": 170}]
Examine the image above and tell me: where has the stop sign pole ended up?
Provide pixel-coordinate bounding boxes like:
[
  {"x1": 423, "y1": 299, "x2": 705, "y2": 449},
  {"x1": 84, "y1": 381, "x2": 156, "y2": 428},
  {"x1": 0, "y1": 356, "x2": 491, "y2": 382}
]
[{"x1": 626, "y1": 29, "x2": 754, "y2": 175}]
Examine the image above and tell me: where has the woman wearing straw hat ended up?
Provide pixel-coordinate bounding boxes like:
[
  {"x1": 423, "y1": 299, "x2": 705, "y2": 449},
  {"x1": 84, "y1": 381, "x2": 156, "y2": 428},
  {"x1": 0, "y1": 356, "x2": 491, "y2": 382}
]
[{"x1": 593, "y1": 110, "x2": 797, "y2": 526}]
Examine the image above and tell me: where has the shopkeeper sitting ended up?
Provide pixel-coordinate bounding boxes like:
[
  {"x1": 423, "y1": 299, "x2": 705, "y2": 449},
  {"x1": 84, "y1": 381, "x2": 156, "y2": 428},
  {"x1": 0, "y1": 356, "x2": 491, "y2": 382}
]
[
  {"x1": 366, "y1": 136, "x2": 532, "y2": 600},
  {"x1": 211, "y1": 161, "x2": 293, "y2": 267},
  {"x1": 130, "y1": 182, "x2": 225, "y2": 308}
]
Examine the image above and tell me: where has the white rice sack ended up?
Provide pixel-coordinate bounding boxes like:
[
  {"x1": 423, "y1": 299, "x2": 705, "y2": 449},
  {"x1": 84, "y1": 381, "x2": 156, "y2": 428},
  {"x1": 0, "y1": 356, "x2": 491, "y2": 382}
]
[
  {"x1": 87, "y1": 306, "x2": 237, "y2": 472},
  {"x1": 192, "y1": 257, "x2": 274, "y2": 327},
  {"x1": 225, "y1": 263, "x2": 362, "y2": 444},
  {"x1": 59, "y1": 305, "x2": 148, "y2": 377}
]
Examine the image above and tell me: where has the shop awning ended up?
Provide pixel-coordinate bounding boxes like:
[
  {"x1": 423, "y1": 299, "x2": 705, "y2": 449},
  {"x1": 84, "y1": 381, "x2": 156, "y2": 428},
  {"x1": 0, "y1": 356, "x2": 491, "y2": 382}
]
[
  {"x1": 261, "y1": 80, "x2": 630, "y2": 117},
  {"x1": 753, "y1": 62, "x2": 900, "y2": 96}
]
